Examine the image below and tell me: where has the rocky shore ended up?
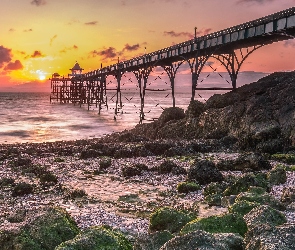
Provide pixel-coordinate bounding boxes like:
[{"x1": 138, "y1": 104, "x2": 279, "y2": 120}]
[{"x1": 0, "y1": 71, "x2": 295, "y2": 249}]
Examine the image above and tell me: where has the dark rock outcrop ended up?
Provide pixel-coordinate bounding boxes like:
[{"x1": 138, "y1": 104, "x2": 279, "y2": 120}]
[
  {"x1": 129, "y1": 72, "x2": 295, "y2": 152},
  {"x1": 187, "y1": 160, "x2": 224, "y2": 185}
]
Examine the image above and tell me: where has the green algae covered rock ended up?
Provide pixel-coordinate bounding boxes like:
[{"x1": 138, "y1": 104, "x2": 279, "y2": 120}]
[
  {"x1": 149, "y1": 207, "x2": 195, "y2": 234},
  {"x1": 55, "y1": 226, "x2": 132, "y2": 250},
  {"x1": 267, "y1": 164, "x2": 287, "y2": 185},
  {"x1": 177, "y1": 181, "x2": 201, "y2": 194},
  {"x1": 243, "y1": 205, "x2": 287, "y2": 230},
  {"x1": 159, "y1": 230, "x2": 244, "y2": 250},
  {"x1": 235, "y1": 186, "x2": 285, "y2": 211},
  {"x1": 228, "y1": 200, "x2": 260, "y2": 216},
  {"x1": 133, "y1": 230, "x2": 173, "y2": 250},
  {"x1": 180, "y1": 213, "x2": 247, "y2": 237},
  {"x1": 0, "y1": 207, "x2": 79, "y2": 250},
  {"x1": 223, "y1": 173, "x2": 269, "y2": 196}
]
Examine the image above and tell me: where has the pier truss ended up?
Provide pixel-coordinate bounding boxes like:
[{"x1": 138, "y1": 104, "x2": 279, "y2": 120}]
[{"x1": 51, "y1": 7, "x2": 295, "y2": 121}]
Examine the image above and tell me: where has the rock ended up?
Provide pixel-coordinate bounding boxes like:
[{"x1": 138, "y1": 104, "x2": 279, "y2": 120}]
[
  {"x1": 56, "y1": 226, "x2": 132, "y2": 250},
  {"x1": 244, "y1": 223, "x2": 295, "y2": 250},
  {"x1": 133, "y1": 230, "x2": 173, "y2": 250},
  {"x1": 149, "y1": 207, "x2": 195, "y2": 234},
  {"x1": 185, "y1": 100, "x2": 205, "y2": 119},
  {"x1": 221, "y1": 195, "x2": 237, "y2": 207},
  {"x1": 281, "y1": 187, "x2": 295, "y2": 204},
  {"x1": 0, "y1": 207, "x2": 79, "y2": 250},
  {"x1": 228, "y1": 200, "x2": 260, "y2": 216},
  {"x1": 243, "y1": 205, "x2": 287, "y2": 230},
  {"x1": 143, "y1": 141, "x2": 174, "y2": 155},
  {"x1": 160, "y1": 231, "x2": 244, "y2": 250},
  {"x1": 267, "y1": 165, "x2": 287, "y2": 185},
  {"x1": 122, "y1": 163, "x2": 148, "y2": 177},
  {"x1": 205, "y1": 193, "x2": 222, "y2": 206},
  {"x1": 217, "y1": 152, "x2": 271, "y2": 171},
  {"x1": 177, "y1": 182, "x2": 201, "y2": 194},
  {"x1": 223, "y1": 173, "x2": 269, "y2": 196},
  {"x1": 157, "y1": 107, "x2": 185, "y2": 127},
  {"x1": 12, "y1": 182, "x2": 34, "y2": 197},
  {"x1": 235, "y1": 187, "x2": 285, "y2": 211},
  {"x1": 157, "y1": 160, "x2": 186, "y2": 175},
  {"x1": 271, "y1": 153, "x2": 295, "y2": 164},
  {"x1": 180, "y1": 213, "x2": 247, "y2": 237},
  {"x1": 80, "y1": 148, "x2": 101, "y2": 159},
  {"x1": 99, "y1": 157, "x2": 112, "y2": 170},
  {"x1": 187, "y1": 160, "x2": 224, "y2": 185}
]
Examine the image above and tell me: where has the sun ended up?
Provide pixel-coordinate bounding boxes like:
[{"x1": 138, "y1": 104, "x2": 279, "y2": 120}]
[
  {"x1": 38, "y1": 74, "x2": 46, "y2": 81},
  {"x1": 36, "y1": 70, "x2": 46, "y2": 81}
]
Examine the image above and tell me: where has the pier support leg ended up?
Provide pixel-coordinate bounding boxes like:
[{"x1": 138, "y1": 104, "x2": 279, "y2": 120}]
[
  {"x1": 187, "y1": 55, "x2": 210, "y2": 101},
  {"x1": 163, "y1": 62, "x2": 183, "y2": 107},
  {"x1": 133, "y1": 67, "x2": 152, "y2": 123},
  {"x1": 214, "y1": 45, "x2": 264, "y2": 90},
  {"x1": 115, "y1": 71, "x2": 124, "y2": 116}
]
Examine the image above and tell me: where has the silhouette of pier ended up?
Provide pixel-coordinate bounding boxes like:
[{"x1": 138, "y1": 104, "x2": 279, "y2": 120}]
[{"x1": 50, "y1": 7, "x2": 295, "y2": 122}]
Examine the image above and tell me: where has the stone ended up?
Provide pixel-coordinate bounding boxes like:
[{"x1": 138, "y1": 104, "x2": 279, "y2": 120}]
[
  {"x1": 160, "y1": 230, "x2": 244, "y2": 250},
  {"x1": 267, "y1": 165, "x2": 287, "y2": 185},
  {"x1": 281, "y1": 187, "x2": 295, "y2": 204},
  {"x1": 244, "y1": 223, "x2": 295, "y2": 250},
  {"x1": 133, "y1": 230, "x2": 173, "y2": 250},
  {"x1": 187, "y1": 160, "x2": 224, "y2": 185},
  {"x1": 243, "y1": 205, "x2": 287, "y2": 230}
]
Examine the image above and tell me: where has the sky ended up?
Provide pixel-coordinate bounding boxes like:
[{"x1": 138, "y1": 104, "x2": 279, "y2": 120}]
[{"x1": 1, "y1": 0, "x2": 295, "y2": 91}]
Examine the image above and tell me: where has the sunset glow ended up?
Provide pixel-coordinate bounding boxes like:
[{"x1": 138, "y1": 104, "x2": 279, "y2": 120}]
[{"x1": 1, "y1": 0, "x2": 295, "y2": 91}]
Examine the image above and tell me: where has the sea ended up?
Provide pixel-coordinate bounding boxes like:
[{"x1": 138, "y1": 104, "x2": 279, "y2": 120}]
[{"x1": 0, "y1": 72, "x2": 268, "y2": 144}]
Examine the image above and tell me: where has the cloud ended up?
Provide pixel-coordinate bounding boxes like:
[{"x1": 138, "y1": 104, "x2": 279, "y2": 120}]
[
  {"x1": 60, "y1": 45, "x2": 79, "y2": 54},
  {"x1": 24, "y1": 29, "x2": 33, "y2": 32},
  {"x1": 9, "y1": 28, "x2": 15, "y2": 32},
  {"x1": 84, "y1": 21, "x2": 98, "y2": 26},
  {"x1": 237, "y1": 0, "x2": 274, "y2": 4},
  {"x1": 123, "y1": 43, "x2": 140, "y2": 51},
  {"x1": 90, "y1": 47, "x2": 117, "y2": 60},
  {"x1": 164, "y1": 30, "x2": 193, "y2": 39},
  {"x1": 0, "y1": 46, "x2": 12, "y2": 68},
  {"x1": 50, "y1": 35, "x2": 57, "y2": 46},
  {"x1": 31, "y1": 50, "x2": 45, "y2": 58},
  {"x1": 4, "y1": 60, "x2": 23, "y2": 71},
  {"x1": 31, "y1": 0, "x2": 47, "y2": 6}
]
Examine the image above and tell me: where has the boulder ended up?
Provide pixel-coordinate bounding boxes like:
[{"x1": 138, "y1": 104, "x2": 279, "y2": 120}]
[
  {"x1": 160, "y1": 231, "x2": 243, "y2": 250},
  {"x1": 187, "y1": 160, "x2": 224, "y2": 185},
  {"x1": 244, "y1": 223, "x2": 295, "y2": 250},
  {"x1": 180, "y1": 213, "x2": 247, "y2": 237},
  {"x1": 267, "y1": 165, "x2": 287, "y2": 185},
  {"x1": 0, "y1": 207, "x2": 79, "y2": 250},
  {"x1": 133, "y1": 230, "x2": 173, "y2": 250},
  {"x1": 56, "y1": 226, "x2": 132, "y2": 250},
  {"x1": 243, "y1": 205, "x2": 287, "y2": 230},
  {"x1": 149, "y1": 207, "x2": 195, "y2": 234}
]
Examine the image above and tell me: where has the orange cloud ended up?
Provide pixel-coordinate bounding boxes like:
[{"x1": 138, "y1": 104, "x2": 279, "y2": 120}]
[{"x1": 4, "y1": 60, "x2": 23, "y2": 71}]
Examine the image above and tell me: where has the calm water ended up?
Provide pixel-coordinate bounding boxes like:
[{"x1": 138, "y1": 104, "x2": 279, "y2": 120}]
[
  {"x1": 0, "y1": 91, "x2": 194, "y2": 144},
  {"x1": 0, "y1": 72, "x2": 267, "y2": 144}
]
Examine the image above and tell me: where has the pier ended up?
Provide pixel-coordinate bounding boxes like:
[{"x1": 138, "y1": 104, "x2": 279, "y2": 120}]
[{"x1": 50, "y1": 7, "x2": 295, "y2": 122}]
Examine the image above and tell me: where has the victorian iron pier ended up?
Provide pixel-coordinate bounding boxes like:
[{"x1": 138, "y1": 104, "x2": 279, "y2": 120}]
[{"x1": 50, "y1": 7, "x2": 295, "y2": 123}]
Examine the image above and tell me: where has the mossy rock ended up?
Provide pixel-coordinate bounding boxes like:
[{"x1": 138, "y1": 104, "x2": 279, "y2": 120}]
[
  {"x1": 203, "y1": 182, "x2": 227, "y2": 196},
  {"x1": 267, "y1": 165, "x2": 287, "y2": 185},
  {"x1": 180, "y1": 213, "x2": 247, "y2": 237},
  {"x1": 0, "y1": 177, "x2": 15, "y2": 187},
  {"x1": 177, "y1": 182, "x2": 201, "y2": 194},
  {"x1": 0, "y1": 207, "x2": 79, "y2": 250},
  {"x1": 243, "y1": 205, "x2": 287, "y2": 230},
  {"x1": 133, "y1": 230, "x2": 173, "y2": 250},
  {"x1": 271, "y1": 153, "x2": 295, "y2": 164},
  {"x1": 223, "y1": 173, "x2": 269, "y2": 196},
  {"x1": 12, "y1": 182, "x2": 34, "y2": 197},
  {"x1": 149, "y1": 207, "x2": 195, "y2": 234},
  {"x1": 56, "y1": 226, "x2": 132, "y2": 250},
  {"x1": 235, "y1": 187, "x2": 285, "y2": 211},
  {"x1": 204, "y1": 193, "x2": 222, "y2": 206},
  {"x1": 228, "y1": 200, "x2": 260, "y2": 216}
]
